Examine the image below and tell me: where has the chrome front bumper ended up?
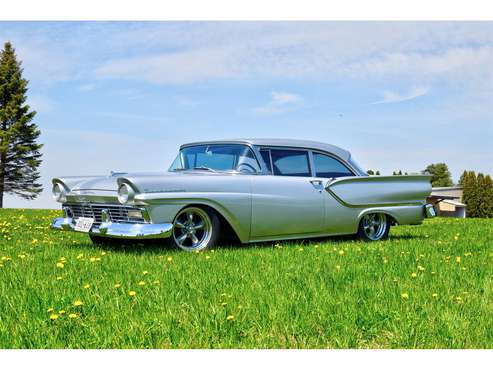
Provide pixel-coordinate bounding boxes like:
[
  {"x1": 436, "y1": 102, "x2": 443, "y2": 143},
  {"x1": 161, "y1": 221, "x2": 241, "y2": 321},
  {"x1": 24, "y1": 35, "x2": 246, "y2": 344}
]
[{"x1": 51, "y1": 217, "x2": 173, "y2": 239}]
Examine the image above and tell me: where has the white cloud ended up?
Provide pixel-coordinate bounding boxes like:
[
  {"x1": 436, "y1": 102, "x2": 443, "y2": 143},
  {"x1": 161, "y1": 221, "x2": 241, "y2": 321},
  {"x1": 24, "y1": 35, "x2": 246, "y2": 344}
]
[
  {"x1": 78, "y1": 83, "x2": 96, "y2": 92},
  {"x1": 253, "y1": 91, "x2": 302, "y2": 115},
  {"x1": 28, "y1": 95, "x2": 55, "y2": 113},
  {"x1": 372, "y1": 86, "x2": 429, "y2": 104}
]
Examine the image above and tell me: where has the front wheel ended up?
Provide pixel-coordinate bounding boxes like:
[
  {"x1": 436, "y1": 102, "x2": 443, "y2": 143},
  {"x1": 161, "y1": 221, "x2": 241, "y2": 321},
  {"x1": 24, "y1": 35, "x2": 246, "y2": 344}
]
[
  {"x1": 357, "y1": 213, "x2": 390, "y2": 241},
  {"x1": 172, "y1": 207, "x2": 220, "y2": 251}
]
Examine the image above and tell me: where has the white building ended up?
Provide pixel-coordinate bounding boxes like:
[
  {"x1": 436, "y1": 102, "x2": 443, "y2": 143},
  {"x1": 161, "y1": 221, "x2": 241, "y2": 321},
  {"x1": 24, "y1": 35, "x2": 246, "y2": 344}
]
[{"x1": 426, "y1": 186, "x2": 467, "y2": 218}]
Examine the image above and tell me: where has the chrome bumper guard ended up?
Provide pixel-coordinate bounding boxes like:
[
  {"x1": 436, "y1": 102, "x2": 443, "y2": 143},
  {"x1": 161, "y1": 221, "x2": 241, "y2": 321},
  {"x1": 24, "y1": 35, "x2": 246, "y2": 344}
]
[
  {"x1": 51, "y1": 217, "x2": 173, "y2": 239},
  {"x1": 424, "y1": 204, "x2": 436, "y2": 218}
]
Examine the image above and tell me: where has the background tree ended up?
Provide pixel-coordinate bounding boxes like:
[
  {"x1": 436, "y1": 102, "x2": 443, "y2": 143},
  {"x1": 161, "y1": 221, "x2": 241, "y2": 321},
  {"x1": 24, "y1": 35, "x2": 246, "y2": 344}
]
[
  {"x1": 0, "y1": 42, "x2": 42, "y2": 208},
  {"x1": 367, "y1": 169, "x2": 374, "y2": 175},
  {"x1": 423, "y1": 163, "x2": 453, "y2": 187},
  {"x1": 375, "y1": 170, "x2": 380, "y2": 176}
]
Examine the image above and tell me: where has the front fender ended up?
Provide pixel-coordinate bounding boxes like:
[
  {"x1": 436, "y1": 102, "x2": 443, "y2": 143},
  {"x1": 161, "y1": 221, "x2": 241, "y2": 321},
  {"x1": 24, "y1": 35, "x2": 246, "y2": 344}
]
[{"x1": 135, "y1": 192, "x2": 251, "y2": 243}]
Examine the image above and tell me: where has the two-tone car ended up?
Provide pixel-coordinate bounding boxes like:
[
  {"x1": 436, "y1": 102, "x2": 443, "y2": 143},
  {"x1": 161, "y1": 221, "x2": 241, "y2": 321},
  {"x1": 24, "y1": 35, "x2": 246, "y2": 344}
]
[{"x1": 51, "y1": 138, "x2": 435, "y2": 251}]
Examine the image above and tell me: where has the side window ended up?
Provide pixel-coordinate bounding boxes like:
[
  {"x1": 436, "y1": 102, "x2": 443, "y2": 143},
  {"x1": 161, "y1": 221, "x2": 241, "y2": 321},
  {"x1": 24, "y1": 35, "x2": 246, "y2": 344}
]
[
  {"x1": 270, "y1": 149, "x2": 311, "y2": 177},
  {"x1": 313, "y1": 152, "x2": 354, "y2": 178},
  {"x1": 259, "y1": 149, "x2": 272, "y2": 172}
]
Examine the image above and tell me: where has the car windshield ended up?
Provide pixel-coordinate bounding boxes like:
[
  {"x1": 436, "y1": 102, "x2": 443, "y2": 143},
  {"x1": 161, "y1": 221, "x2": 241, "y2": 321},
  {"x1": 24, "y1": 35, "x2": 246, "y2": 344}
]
[{"x1": 169, "y1": 144, "x2": 261, "y2": 173}]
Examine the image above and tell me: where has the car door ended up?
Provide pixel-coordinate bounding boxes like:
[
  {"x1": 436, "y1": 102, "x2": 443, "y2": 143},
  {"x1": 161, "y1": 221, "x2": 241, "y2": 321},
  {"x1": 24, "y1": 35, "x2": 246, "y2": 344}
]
[
  {"x1": 250, "y1": 148, "x2": 325, "y2": 239},
  {"x1": 311, "y1": 151, "x2": 358, "y2": 234}
]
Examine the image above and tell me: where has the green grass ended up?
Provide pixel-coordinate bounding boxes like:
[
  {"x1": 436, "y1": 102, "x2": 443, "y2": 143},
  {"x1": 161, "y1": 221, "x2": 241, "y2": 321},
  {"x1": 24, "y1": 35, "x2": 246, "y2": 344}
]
[{"x1": 0, "y1": 208, "x2": 492, "y2": 348}]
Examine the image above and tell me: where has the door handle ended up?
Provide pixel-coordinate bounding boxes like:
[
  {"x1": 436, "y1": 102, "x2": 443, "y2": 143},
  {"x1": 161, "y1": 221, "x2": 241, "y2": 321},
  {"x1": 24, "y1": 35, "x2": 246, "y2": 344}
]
[{"x1": 310, "y1": 180, "x2": 323, "y2": 187}]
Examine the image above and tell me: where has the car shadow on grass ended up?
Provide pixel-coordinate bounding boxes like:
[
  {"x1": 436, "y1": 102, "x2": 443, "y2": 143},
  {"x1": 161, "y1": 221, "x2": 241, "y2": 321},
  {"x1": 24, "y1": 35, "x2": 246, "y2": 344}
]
[{"x1": 69, "y1": 232, "x2": 425, "y2": 255}]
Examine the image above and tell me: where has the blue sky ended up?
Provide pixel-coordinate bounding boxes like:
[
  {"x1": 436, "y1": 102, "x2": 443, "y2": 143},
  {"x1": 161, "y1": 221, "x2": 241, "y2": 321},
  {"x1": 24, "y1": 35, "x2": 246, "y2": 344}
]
[{"x1": 1, "y1": 21, "x2": 492, "y2": 209}]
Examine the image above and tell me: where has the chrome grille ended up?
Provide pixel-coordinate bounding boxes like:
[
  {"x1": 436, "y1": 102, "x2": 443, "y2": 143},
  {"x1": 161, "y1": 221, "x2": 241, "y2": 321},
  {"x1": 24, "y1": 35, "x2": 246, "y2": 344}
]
[{"x1": 63, "y1": 203, "x2": 148, "y2": 227}]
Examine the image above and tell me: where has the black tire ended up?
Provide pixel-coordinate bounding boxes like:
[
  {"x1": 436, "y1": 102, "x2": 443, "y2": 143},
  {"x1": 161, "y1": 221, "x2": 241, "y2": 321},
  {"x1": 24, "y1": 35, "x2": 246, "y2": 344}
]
[
  {"x1": 357, "y1": 213, "x2": 390, "y2": 241},
  {"x1": 172, "y1": 206, "x2": 220, "y2": 251}
]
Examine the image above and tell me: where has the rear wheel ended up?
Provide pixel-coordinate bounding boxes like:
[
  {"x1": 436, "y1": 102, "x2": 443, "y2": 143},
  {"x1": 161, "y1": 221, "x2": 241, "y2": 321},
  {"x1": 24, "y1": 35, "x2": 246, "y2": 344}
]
[
  {"x1": 357, "y1": 213, "x2": 390, "y2": 241},
  {"x1": 172, "y1": 207, "x2": 220, "y2": 251}
]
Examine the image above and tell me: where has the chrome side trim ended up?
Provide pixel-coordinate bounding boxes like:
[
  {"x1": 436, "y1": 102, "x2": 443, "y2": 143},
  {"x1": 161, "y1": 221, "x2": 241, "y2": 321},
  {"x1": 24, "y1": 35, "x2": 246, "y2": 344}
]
[{"x1": 51, "y1": 217, "x2": 173, "y2": 239}]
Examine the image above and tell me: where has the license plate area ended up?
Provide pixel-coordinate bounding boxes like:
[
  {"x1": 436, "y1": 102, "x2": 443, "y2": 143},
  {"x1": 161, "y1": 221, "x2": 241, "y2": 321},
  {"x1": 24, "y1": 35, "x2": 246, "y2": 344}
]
[{"x1": 74, "y1": 217, "x2": 95, "y2": 232}]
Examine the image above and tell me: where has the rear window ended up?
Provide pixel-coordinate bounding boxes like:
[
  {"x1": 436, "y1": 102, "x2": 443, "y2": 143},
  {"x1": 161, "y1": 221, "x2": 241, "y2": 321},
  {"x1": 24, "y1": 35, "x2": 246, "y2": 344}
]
[
  {"x1": 313, "y1": 152, "x2": 353, "y2": 178},
  {"x1": 270, "y1": 149, "x2": 311, "y2": 177}
]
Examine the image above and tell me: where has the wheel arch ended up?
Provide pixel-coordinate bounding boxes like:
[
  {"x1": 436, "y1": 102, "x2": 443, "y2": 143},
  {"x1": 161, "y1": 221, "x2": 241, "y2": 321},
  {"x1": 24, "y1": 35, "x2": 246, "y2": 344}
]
[
  {"x1": 357, "y1": 208, "x2": 399, "y2": 226},
  {"x1": 173, "y1": 202, "x2": 247, "y2": 243}
]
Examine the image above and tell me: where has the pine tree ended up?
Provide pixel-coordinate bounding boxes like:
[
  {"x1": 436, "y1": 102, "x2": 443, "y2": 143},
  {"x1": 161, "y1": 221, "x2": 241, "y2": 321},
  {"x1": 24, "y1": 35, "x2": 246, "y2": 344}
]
[
  {"x1": 0, "y1": 42, "x2": 42, "y2": 207},
  {"x1": 458, "y1": 170, "x2": 468, "y2": 186},
  {"x1": 476, "y1": 173, "x2": 486, "y2": 218},
  {"x1": 375, "y1": 171, "x2": 380, "y2": 176},
  {"x1": 367, "y1": 169, "x2": 374, "y2": 175},
  {"x1": 483, "y1": 175, "x2": 493, "y2": 218}
]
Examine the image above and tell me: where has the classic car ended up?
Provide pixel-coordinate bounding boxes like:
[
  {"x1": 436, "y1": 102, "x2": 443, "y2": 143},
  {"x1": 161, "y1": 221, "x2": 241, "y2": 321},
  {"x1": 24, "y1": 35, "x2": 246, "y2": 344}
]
[{"x1": 51, "y1": 138, "x2": 436, "y2": 251}]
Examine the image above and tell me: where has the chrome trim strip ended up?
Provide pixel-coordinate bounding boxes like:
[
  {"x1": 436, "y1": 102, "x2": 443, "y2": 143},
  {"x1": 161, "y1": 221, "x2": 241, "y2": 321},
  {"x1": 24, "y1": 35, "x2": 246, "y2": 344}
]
[{"x1": 51, "y1": 217, "x2": 173, "y2": 239}]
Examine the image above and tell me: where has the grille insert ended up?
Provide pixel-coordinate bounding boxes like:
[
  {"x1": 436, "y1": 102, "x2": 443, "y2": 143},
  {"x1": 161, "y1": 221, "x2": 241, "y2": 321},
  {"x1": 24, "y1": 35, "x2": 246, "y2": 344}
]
[{"x1": 63, "y1": 203, "x2": 148, "y2": 227}]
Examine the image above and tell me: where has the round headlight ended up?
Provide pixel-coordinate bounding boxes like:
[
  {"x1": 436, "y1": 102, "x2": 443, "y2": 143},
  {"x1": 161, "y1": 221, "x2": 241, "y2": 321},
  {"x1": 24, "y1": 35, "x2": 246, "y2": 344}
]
[
  {"x1": 52, "y1": 183, "x2": 66, "y2": 202},
  {"x1": 118, "y1": 183, "x2": 135, "y2": 204}
]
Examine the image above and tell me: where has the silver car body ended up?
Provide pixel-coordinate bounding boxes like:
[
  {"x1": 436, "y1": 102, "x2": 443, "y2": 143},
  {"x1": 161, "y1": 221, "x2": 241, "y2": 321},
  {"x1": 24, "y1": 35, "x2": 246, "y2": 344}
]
[{"x1": 52, "y1": 138, "x2": 434, "y2": 243}]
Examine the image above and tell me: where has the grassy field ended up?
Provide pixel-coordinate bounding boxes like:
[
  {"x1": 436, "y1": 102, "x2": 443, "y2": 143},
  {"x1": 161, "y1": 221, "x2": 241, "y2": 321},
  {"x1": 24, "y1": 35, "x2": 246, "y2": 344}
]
[{"x1": 0, "y1": 208, "x2": 492, "y2": 349}]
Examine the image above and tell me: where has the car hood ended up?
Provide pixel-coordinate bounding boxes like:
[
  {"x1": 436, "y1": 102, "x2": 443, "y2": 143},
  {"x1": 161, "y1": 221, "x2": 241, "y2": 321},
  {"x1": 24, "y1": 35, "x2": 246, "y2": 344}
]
[{"x1": 54, "y1": 170, "x2": 237, "y2": 194}]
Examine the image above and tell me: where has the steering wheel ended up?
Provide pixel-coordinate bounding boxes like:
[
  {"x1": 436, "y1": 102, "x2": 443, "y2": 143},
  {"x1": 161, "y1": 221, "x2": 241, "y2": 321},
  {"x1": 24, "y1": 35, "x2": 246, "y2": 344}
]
[{"x1": 237, "y1": 163, "x2": 257, "y2": 173}]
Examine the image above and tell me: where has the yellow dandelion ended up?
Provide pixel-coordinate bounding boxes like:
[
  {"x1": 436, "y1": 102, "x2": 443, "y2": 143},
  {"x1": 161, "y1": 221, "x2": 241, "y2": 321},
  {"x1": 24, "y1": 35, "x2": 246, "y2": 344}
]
[
  {"x1": 336, "y1": 265, "x2": 341, "y2": 271},
  {"x1": 153, "y1": 280, "x2": 160, "y2": 285},
  {"x1": 142, "y1": 270, "x2": 149, "y2": 275},
  {"x1": 114, "y1": 283, "x2": 121, "y2": 288},
  {"x1": 56, "y1": 262, "x2": 64, "y2": 268},
  {"x1": 47, "y1": 308, "x2": 54, "y2": 313},
  {"x1": 464, "y1": 252, "x2": 472, "y2": 257},
  {"x1": 90, "y1": 257, "x2": 96, "y2": 262},
  {"x1": 49, "y1": 314, "x2": 59, "y2": 321},
  {"x1": 455, "y1": 256, "x2": 461, "y2": 263},
  {"x1": 205, "y1": 255, "x2": 211, "y2": 260},
  {"x1": 401, "y1": 292, "x2": 409, "y2": 300},
  {"x1": 68, "y1": 313, "x2": 79, "y2": 319},
  {"x1": 138, "y1": 281, "x2": 146, "y2": 286},
  {"x1": 226, "y1": 315, "x2": 235, "y2": 321},
  {"x1": 455, "y1": 296, "x2": 463, "y2": 303},
  {"x1": 411, "y1": 272, "x2": 417, "y2": 278},
  {"x1": 83, "y1": 284, "x2": 90, "y2": 289},
  {"x1": 101, "y1": 251, "x2": 107, "y2": 256},
  {"x1": 56, "y1": 276, "x2": 63, "y2": 281},
  {"x1": 338, "y1": 250, "x2": 345, "y2": 255},
  {"x1": 432, "y1": 293, "x2": 438, "y2": 299},
  {"x1": 167, "y1": 256, "x2": 173, "y2": 262},
  {"x1": 58, "y1": 310, "x2": 66, "y2": 315},
  {"x1": 95, "y1": 257, "x2": 101, "y2": 262},
  {"x1": 76, "y1": 253, "x2": 84, "y2": 259},
  {"x1": 417, "y1": 265, "x2": 425, "y2": 271},
  {"x1": 73, "y1": 300, "x2": 83, "y2": 307},
  {"x1": 128, "y1": 290, "x2": 136, "y2": 296}
]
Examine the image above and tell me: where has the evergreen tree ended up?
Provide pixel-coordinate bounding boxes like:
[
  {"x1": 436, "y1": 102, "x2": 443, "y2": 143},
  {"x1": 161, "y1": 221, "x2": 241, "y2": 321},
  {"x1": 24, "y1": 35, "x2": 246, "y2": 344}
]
[
  {"x1": 458, "y1": 170, "x2": 468, "y2": 186},
  {"x1": 483, "y1": 175, "x2": 493, "y2": 218},
  {"x1": 0, "y1": 42, "x2": 42, "y2": 207},
  {"x1": 423, "y1": 163, "x2": 453, "y2": 187},
  {"x1": 375, "y1": 171, "x2": 380, "y2": 176},
  {"x1": 462, "y1": 171, "x2": 477, "y2": 217},
  {"x1": 367, "y1": 169, "x2": 374, "y2": 175}
]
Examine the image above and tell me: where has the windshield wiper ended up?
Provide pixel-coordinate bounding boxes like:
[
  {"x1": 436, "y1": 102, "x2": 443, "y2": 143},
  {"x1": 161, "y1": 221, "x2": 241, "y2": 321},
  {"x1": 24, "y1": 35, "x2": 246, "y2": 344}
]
[{"x1": 192, "y1": 166, "x2": 217, "y2": 172}]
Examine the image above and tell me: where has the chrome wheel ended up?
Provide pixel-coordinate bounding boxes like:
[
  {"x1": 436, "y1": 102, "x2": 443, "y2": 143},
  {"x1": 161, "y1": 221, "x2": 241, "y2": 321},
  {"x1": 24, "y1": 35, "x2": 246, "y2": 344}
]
[
  {"x1": 172, "y1": 207, "x2": 213, "y2": 251},
  {"x1": 361, "y1": 213, "x2": 387, "y2": 241}
]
